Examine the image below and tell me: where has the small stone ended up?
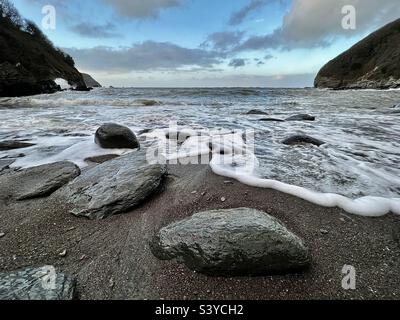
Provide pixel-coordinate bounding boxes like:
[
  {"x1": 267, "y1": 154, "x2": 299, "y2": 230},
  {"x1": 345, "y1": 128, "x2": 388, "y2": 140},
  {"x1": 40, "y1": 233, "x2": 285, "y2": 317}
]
[
  {"x1": 221, "y1": 197, "x2": 226, "y2": 202},
  {"x1": 79, "y1": 255, "x2": 87, "y2": 261},
  {"x1": 0, "y1": 233, "x2": 5, "y2": 238},
  {"x1": 191, "y1": 191, "x2": 198, "y2": 194},
  {"x1": 320, "y1": 229, "x2": 329, "y2": 235},
  {"x1": 59, "y1": 250, "x2": 68, "y2": 257},
  {"x1": 224, "y1": 181, "x2": 233, "y2": 184},
  {"x1": 339, "y1": 218, "x2": 346, "y2": 222}
]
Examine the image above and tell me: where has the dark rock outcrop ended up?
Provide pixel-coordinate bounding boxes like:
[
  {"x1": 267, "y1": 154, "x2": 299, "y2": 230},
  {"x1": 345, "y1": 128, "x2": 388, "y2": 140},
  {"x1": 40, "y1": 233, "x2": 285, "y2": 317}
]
[
  {"x1": 85, "y1": 154, "x2": 119, "y2": 164},
  {"x1": 81, "y1": 73, "x2": 102, "y2": 88},
  {"x1": 59, "y1": 150, "x2": 167, "y2": 219},
  {"x1": 315, "y1": 19, "x2": 400, "y2": 90},
  {"x1": 282, "y1": 135, "x2": 325, "y2": 147},
  {"x1": 286, "y1": 114, "x2": 316, "y2": 121},
  {"x1": 151, "y1": 208, "x2": 311, "y2": 276},
  {"x1": 0, "y1": 266, "x2": 76, "y2": 300},
  {"x1": 95, "y1": 123, "x2": 140, "y2": 149},
  {"x1": 0, "y1": 161, "x2": 80, "y2": 201},
  {"x1": 0, "y1": 140, "x2": 35, "y2": 151},
  {"x1": 259, "y1": 118, "x2": 285, "y2": 122},
  {"x1": 246, "y1": 109, "x2": 269, "y2": 115},
  {"x1": 0, "y1": 11, "x2": 87, "y2": 97}
]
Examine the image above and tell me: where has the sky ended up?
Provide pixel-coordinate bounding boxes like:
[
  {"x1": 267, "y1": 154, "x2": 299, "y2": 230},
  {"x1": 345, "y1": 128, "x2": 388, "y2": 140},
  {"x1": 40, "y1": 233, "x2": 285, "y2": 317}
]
[{"x1": 12, "y1": 0, "x2": 400, "y2": 87}]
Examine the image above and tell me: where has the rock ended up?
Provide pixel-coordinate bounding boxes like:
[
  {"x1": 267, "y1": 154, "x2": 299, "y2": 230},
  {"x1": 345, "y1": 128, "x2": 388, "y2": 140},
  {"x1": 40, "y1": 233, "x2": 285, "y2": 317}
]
[
  {"x1": 59, "y1": 250, "x2": 68, "y2": 257},
  {"x1": 0, "y1": 233, "x2": 5, "y2": 238},
  {"x1": 320, "y1": 229, "x2": 329, "y2": 235},
  {"x1": 81, "y1": 73, "x2": 101, "y2": 88},
  {"x1": 259, "y1": 118, "x2": 285, "y2": 122},
  {"x1": 0, "y1": 141, "x2": 35, "y2": 151},
  {"x1": 59, "y1": 149, "x2": 167, "y2": 219},
  {"x1": 0, "y1": 15, "x2": 87, "y2": 97},
  {"x1": 286, "y1": 114, "x2": 316, "y2": 121},
  {"x1": 282, "y1": 135, "x2": 325, "y2": 147},
  {"x1": 245, "y1": 109, "x2": 269, "y2": 115},
  {"x1": 0, "y1": 159, "x2": 13, "y2": 172},
  {"x1": 150, "y1": 208, "x2": 311, "y2": 276},
  {"x1": 85, "y1": 154, "x2": 119, "y2": 164},
  {"x1": 0, "y1": 161, "x2": 80, "y2": 201},
  {"x1": 315, "y1": 18, "x2": 400, "y2": 90},
  {"x1": 95, "y1": 123, "x2": 140, "y2": 149},
  {"x1": 0, "y1": 266, "x2": 76, "y2": 300}
]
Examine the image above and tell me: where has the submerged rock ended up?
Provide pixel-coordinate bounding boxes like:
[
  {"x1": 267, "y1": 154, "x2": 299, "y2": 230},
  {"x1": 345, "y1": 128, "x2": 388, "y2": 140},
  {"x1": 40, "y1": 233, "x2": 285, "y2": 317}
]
[
  {"x1": 0, "y1": 161, "x2": 80, "y2": 201},
  {"x1": 95, "y1": 123, "x2": 140, "y2": 149},
  {"x1": 286, "y1": 114, "x2": 316, "y2": 121},
  {"x1": 245, "y1": 109, "x2": 269, "y2": 115},
  {"x1": 282, "y1": 135, "x2": 325, "y2": 147},
  {"x1": 0, "y1": 140, "x2": 35, "y2": 151},
  {"x1": 0, "y1": 159, "x2": 13, "y2": 173},
  {"x1": 0, "y1": 266, "x2": 76, "y2": 300},
  {"x1": 60, "y1": 149, "x2": 166, "y2": 219},
  {"x1": 85, "y1": 154, "x2": 119, "y2": 164},
  {"x1": 259, "y1": 118, "x2": 285, "y2": 122},
  {"x1": 151, "y1": 208, "x2": 311, "y2": 276}
]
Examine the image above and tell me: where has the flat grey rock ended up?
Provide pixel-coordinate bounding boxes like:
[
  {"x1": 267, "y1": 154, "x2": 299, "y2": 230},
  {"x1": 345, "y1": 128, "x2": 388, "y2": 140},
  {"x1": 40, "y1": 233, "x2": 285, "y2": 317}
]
[
  {"x1": 95, "y1": 123, "x2": 139, "y2": 149},
  {"x1": 0, "y1": 161, "x2": 80, "y2": 201},
  {"x1": 151, "y1": 208, "x2": 311, "y2": 276},
  {"x1": 60, "y1": 150, "x2": 167, "y2": 219},
  {"x1": 282, "y1": 135, "x2": 325, "y2": 147},
  {"x1": 0, "y1": 266, "x2": 76, "y2": 300},
  {"x1": 0, "y1": 140, "x2": 35, "y2": 151}
]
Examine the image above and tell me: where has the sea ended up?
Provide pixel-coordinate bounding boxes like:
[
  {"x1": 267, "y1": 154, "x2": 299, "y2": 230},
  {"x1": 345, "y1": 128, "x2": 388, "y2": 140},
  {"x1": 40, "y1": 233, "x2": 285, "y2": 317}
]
[{"x1": 1, "y1": 87, "x2": 399, "y2": 216}]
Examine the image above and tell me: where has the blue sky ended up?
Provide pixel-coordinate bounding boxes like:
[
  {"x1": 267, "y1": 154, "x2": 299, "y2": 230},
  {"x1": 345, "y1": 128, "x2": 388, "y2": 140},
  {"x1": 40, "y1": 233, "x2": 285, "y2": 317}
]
[{"x1": 12, "y1": 0, "x2": 400, "y2": 87}]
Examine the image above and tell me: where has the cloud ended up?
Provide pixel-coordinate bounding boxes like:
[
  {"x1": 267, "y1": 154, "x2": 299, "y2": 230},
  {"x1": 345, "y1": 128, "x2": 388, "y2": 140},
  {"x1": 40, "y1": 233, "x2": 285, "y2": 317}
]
[
  {"x1": 64, "y1": 41, "x2": 224, "y2": 73},
  {"x1": 228, "y1": 58, "x2": 246, "y2": 68},
  {"x1": 229, "y1": 0, "x2": 267, "y2": 26},
  {"x1": 233, "y1": 0, "x2": 400, "y2": 51},
  {"x1": 70, "y1": 22, "x2": 122, "y2": 38},
  {"x1": 102, "y1": 0, "x2": 183, "y2": 18},
  {"x1": 202, "y1": 31, "x2": 245, "y2": 51}
]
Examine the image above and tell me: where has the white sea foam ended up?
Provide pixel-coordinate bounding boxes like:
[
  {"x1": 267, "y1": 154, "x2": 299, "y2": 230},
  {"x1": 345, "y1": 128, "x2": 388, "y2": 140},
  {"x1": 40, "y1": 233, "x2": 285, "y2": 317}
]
[
  {"x1": 148, "y1": 128, "x2": 400, "y2": 217},
  {"x1": 54, "y1": 78, "x2": 71, "y2": 90}
]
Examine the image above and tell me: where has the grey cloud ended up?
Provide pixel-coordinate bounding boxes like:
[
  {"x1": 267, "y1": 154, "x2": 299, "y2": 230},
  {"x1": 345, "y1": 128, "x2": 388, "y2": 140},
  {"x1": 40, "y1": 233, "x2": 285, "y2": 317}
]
[
  {"x1": 228, "y1": 58, "x2": 246, "y2": 68},
  {"x1": 70, "y1": 22, "x2": 122, "y2": 38},
  {"x1": 64, "y1": 41, "x2": 224, "y2": 73},
  {"x1": 233, "y1": 0, "x2": 400, "y2": 52},
  {"x1": 229, "y1": 0, "x2": 267, "y2": 26},
  {"x1": 102, "y1": 0, "x2": 183, "y2": 18},
  {"x1": 202, "y1": 31, "x2": 245, "y2": 51}
]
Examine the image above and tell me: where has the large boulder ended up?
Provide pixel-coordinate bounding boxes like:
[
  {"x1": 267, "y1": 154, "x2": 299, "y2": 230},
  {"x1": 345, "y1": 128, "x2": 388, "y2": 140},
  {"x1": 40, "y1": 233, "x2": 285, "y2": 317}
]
[
  {"x1": 151, "y1": 208, "x2": 311, "y2": 276},
  {"x1": 0, "y1": 266, "x2": 76, "y2": 300},
  {"x1": 59, "y1": 149, "x2": 166, "y2": 219},
  {"x1": 315, "y1": 18, "x2": 400, "y2": 90},
  {"x1": 95, "y1": 123, "x2": 140, "y2": 149},
  {"x1": 0, "y1": 161, "x2": 80, "y2": 201}
]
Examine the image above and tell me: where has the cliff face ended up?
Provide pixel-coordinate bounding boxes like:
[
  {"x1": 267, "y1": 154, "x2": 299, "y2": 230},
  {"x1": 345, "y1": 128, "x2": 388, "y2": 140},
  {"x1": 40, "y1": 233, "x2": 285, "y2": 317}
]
[
  {"x1": 315, "y1": 19, "x2": 400, "y2": 90},
  {"x1": 0, "y1": 19, "x2": 86, "y2": 97},
  {"x1": 81, "y1": 73, "x2": 102, "y2": 88}
]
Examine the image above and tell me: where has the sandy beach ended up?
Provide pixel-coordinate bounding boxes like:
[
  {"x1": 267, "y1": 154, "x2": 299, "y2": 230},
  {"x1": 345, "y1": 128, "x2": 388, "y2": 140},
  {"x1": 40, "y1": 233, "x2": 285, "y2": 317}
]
[{"x1": 1, "y1": 163, "x2": 399, "y2": 300}]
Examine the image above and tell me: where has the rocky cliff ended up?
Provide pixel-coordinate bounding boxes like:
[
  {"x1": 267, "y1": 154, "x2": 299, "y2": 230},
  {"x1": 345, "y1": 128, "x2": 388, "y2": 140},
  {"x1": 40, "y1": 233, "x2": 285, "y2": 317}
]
[
  {"x1": 81, "y1": 73, "x2": 102, "y2": 88},
  {"x1": 315, "y1": 19, "x2": 400, "y2": 90},
  {"x1": 0, "y1": 15, "x2": 87, "y2": 97}
]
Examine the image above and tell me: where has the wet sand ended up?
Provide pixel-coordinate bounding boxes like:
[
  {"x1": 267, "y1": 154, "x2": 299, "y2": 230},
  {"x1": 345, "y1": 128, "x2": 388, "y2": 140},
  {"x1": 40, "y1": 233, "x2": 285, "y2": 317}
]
[{"x1": 0, "y1": 164, "x2": 399, "y2": 300}]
